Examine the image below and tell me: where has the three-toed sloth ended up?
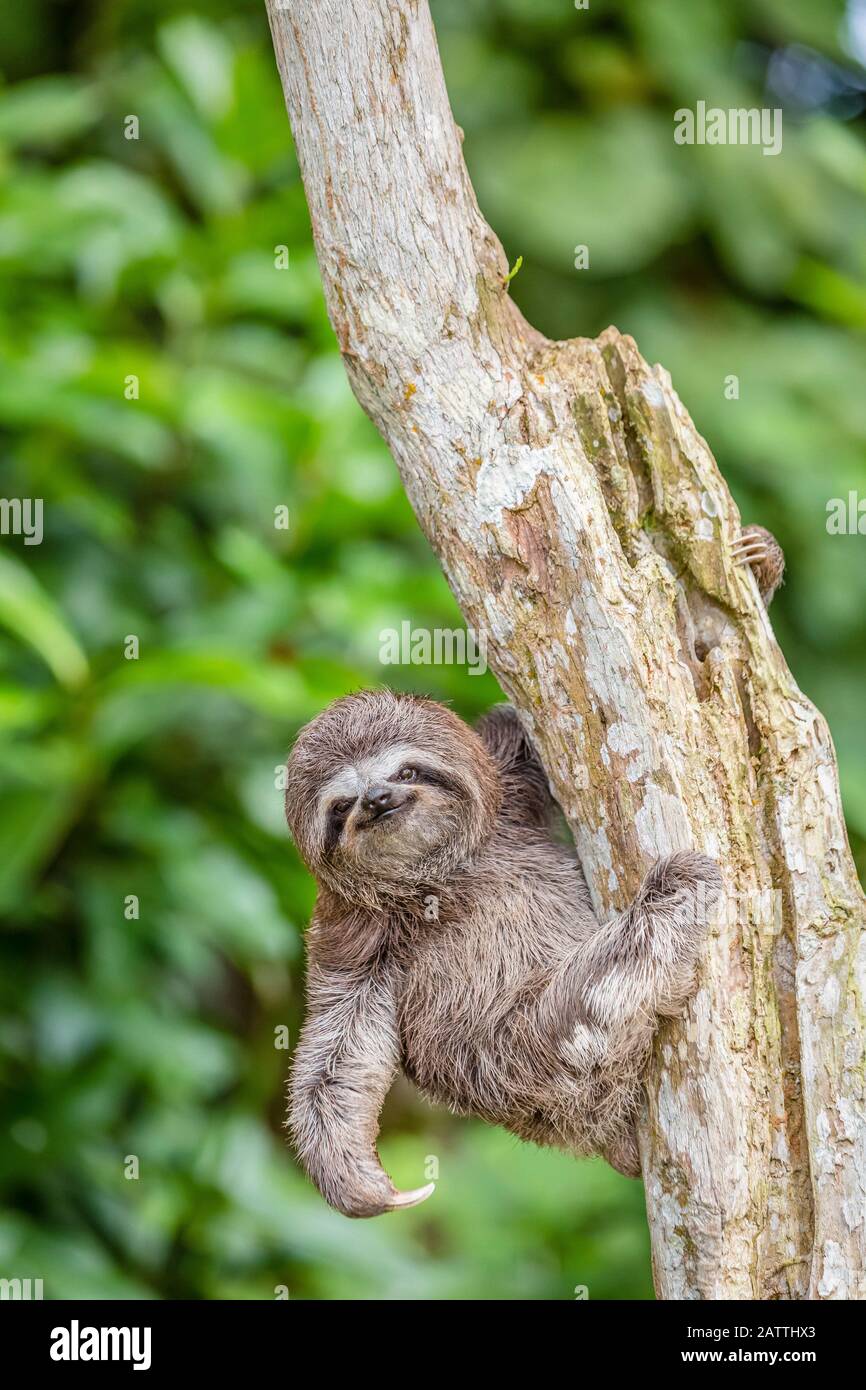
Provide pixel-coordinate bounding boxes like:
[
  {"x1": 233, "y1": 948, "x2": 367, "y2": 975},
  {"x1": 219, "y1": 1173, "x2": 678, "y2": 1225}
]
[
  {"x1": 284, "y1": 523, "x2": 783, "y2": 1216},
  {"x1": 284, "y1": 689, "x2": 724, "y2": 1216}
]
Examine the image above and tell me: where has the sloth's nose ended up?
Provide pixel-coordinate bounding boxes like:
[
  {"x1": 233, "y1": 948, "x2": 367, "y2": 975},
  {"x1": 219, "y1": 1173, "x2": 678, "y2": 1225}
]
[{"x1": 362, "y1": 784, "x2": 397, "y2": 817}]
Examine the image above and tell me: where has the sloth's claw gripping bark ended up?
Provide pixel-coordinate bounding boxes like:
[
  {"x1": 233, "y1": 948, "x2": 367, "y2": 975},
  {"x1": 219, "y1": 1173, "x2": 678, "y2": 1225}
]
[
  {"x1": 577, "y1": 851, "x2": 722, "y2": 1035},
  {"x1": 731, "y1": 524, "x2": 785, "y2": 606}
]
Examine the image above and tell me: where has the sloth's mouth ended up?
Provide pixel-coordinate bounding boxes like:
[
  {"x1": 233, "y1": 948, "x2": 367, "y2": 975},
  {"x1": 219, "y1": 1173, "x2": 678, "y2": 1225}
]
[{"x1": 361, "y1": 800, "x2": 411, "y2": 830}]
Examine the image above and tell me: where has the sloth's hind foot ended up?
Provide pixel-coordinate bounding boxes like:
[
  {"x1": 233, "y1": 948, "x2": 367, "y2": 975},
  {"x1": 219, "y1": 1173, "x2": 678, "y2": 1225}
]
[{"x1": 732, "y1": 524, "x2": 785, "y2": 606}]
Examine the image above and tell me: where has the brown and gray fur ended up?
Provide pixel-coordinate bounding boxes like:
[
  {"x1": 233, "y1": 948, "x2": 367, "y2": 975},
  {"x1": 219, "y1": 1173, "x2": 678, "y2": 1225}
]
[
  {"x1": 284, "y1": 687, "x2": 727, "y2": 1216},
  {"x1": 284, "y1": 528, "x2": 783, "y2": 1216}
]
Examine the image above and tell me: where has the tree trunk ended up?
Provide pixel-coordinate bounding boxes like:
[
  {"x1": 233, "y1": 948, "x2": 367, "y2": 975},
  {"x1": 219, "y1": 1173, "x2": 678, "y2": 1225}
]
[{"x1": 264, "y1": 0, "x2": 866, "y2": 1299}]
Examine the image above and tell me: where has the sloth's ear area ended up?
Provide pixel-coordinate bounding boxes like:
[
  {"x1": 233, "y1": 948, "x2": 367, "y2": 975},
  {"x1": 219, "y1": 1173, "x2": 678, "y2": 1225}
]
[
  {"x1": 447, "y1": 740, "x2": 501, "y2": 852},
  {"x1": 476, "y1": 704, "x2": 554, "y2": 827},
  {"x1": 282, "y1": 776, "x2": 325, "y2": 872}
]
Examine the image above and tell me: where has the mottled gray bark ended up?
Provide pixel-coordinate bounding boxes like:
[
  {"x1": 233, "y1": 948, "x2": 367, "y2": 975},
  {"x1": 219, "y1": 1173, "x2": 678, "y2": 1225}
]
[{"x1": 265, "y1": 0, "x2": 866, "y2": 1299}]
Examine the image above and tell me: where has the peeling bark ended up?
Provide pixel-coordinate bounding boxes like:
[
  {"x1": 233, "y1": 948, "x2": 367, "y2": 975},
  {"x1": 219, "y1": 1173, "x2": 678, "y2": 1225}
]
[{"x1": 265, "y1": 0, "x2": 866, "y2": 1299}]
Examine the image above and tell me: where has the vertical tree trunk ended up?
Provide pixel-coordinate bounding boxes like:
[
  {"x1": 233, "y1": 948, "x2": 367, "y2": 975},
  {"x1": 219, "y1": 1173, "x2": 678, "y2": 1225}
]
[{"x1": 264, "y1": 0, "x2": 866, "y2": 1298}]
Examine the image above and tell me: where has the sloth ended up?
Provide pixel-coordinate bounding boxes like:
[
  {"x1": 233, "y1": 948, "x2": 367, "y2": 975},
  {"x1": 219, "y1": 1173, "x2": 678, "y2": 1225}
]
[{"x1": 284, "y1": 527, "x2": 782, "y2": 1217}]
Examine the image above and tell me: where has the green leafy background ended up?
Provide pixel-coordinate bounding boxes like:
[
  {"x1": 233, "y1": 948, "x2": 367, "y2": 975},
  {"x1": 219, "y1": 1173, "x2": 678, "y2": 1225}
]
[{"x1": 1, "y1": 0, "x2": 864, "y2": 1300}]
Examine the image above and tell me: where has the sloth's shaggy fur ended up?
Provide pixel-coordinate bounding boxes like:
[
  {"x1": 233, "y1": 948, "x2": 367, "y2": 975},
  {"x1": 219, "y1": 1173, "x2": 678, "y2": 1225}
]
[{"x1": 284, "y1": 690, "x2": 722, "y2": 1217}]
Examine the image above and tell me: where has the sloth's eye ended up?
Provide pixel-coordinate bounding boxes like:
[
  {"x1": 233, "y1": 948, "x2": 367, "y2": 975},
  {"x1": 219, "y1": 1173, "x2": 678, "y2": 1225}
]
[
  {"x1": 396, "y1": 766, "x2": 417, "y2": 782},
  {"x1": 331, "y1": 797, "x2": 355, "y2": 816}
]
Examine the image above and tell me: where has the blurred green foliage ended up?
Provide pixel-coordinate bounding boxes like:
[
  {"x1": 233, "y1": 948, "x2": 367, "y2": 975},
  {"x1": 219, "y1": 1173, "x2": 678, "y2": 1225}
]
[{"x1": 0, "y1": 0, "x2": 864, "y2": 1300}]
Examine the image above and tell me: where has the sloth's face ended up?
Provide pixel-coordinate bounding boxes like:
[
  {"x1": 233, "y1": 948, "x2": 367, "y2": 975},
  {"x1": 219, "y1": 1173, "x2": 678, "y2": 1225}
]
[
  {"x1": 286, "y1": 691, "x2": 501, "y2": 897},
  {"x1": 316, "y1": 742, "x2": 463, "y2": 875}
]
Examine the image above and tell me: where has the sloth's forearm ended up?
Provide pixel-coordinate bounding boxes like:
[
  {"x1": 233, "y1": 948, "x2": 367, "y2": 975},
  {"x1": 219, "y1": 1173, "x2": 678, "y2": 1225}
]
[
  {"x1": 288, "y1": 972, "x2": 434, "y2": 1217},
  {"x1": 542, "y1": 852, "x2": 721, "y2": 1056},
  {"x1": 289, "y1": 1049, "x2": 395, "y2": 1217}
]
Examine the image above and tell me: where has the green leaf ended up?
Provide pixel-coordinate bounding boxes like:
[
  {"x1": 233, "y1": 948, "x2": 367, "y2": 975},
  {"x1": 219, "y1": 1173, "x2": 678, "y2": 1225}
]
[
  {"x1": 504, "y1": 253, "x2": 523, "y2": 286},
  {"x1": 0, "y1": 551, "x2": 88, "y2": 687},
  {"x1": 0, "y1": 76, "x2": 100, "y2": 148}
]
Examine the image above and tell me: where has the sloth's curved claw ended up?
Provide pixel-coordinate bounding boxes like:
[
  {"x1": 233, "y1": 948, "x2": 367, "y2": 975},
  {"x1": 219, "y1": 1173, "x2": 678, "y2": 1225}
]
[
  {"x1": 385, "y1": 1182, "x2": 435, "y2": 1211},
  {"x1": 731, "y1": 536, "x2": 767, "y2": 563},
  {"x1": 730, "y1": 524, "x2": 785, "y2": 606}
]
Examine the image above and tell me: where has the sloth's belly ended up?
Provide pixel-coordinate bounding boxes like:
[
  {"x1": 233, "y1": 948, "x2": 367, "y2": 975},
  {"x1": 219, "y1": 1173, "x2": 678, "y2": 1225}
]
[
  {"x1": 396, "y1": 941, "x2": 555, "y2": 1119},
  {"x1": 393, "y1": 866, "x2": 594, "y2": 1117},
  {"x1": 398, "y1": 966, "x2": 637, "y2": 1155}
]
